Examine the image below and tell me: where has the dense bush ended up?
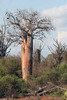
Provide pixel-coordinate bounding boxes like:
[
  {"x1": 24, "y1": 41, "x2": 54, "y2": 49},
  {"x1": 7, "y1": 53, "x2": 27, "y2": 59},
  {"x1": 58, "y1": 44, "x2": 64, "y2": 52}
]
[
  {"x1": 53, "y1": 88, "x2": 64, "y2": 96},
  {"x1": 60, "y1": 73, "x2": 67, "y2": 84},
  {"x1": 35, "y1": 75, "x2": 48, "y2": 86},
  {"x1": 58, "y1": 63, "x2": 67, "y2": 74},
  {"x1": 0, "y1": 56, "x2": 29, "y2": 98},
  {"x1": 0, "y1": 55, "x2": 67, "y2": 97},
  {"x1": 63, "y1": 91, "x2": 67, "y2": 99},
  {"x1": 0, "y1": 75, "x2": 29, "y2": 97},
  {"x1": 0, "y1": 59, "x2": 8, "y2": 77},
  {"x1": 0, "y1": 56, "x2": 22, "y2": 77},
  {"x1": 34, "y1": 69, "x2": 60, "y2": 85}
]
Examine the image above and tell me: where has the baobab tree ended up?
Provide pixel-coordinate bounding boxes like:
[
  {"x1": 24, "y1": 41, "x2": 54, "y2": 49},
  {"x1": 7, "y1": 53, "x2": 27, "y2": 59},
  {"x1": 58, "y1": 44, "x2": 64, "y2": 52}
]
[{"x1": 6, "y1": 10, "x2": 54, "y2": 81}]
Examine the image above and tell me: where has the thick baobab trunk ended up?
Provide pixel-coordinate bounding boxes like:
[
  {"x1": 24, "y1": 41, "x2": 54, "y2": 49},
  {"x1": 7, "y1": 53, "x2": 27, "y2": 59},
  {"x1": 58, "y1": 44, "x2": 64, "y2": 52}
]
[{"x1": 21, "y1": 36, "x2": 33, "y2": 81}]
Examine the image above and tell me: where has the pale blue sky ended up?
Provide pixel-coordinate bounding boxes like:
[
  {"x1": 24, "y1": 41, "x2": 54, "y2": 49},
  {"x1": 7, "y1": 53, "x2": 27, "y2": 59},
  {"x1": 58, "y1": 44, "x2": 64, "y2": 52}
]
[
  {"x1": 0, "y1": 0, "x2": 67, "y2": 16},
  {"x1": 0, "y1": 0, "x2": 67, "y2": 57}
]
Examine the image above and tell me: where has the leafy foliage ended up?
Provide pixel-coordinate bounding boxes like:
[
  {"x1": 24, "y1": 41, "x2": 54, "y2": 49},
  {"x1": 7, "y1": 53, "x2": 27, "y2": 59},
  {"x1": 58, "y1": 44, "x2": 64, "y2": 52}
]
[
  {"x1": 0, "y1": 57, "x2": 29, "y2": 97},
  {"x1": 0, "y1": 75, "x2": 29, "y2": 97},
  {"x1": 60, "y1": 73, "x2": 67, "y2": 84}
]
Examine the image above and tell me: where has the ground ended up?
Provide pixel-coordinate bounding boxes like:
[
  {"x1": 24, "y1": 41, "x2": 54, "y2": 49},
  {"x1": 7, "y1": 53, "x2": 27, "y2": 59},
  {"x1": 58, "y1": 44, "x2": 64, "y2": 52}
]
[{"x1": 17, "y1": 96, "x2": 61, "y2": 100}]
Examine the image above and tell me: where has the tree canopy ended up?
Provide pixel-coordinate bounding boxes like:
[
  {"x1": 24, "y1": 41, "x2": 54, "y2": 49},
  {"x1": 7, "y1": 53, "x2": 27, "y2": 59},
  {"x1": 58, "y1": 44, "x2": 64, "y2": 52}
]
[{"x1": 6, "y1": 10, "x2": 54, "y2": 43}]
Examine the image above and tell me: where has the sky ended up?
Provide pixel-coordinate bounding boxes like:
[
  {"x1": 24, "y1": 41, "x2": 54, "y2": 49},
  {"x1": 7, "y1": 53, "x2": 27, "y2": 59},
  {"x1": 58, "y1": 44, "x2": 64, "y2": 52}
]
[{"x1": 0, "y1": 0, "x2": 67, "y2": 57}]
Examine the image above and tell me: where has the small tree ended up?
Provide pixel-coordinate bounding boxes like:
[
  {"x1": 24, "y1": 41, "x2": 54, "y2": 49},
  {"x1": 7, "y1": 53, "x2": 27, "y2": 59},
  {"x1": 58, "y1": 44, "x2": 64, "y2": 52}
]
[
  {"x1": 48, "y1": 40, "x2": 67, "y2": 67},
  {"x1": 6, "y1": 10, "x2": 54, "y2": 81},
  {"x1": 0, "y1": 25, "x2": 14, "y2": 58}
]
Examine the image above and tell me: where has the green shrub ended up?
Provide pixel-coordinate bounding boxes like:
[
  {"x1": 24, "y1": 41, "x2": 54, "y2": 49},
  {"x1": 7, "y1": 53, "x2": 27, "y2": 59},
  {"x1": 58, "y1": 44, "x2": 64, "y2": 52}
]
[
  {"x1": 0, "y1": 59, "x2": 8, "y2": 77},
  {"x1": 61, "y1": 73, "x2": 67, "y2": 78},
  {"x1": 5, "y1": 56, "x2": 22, "y2": 77},
  {"x1": 0, "y1": 66, "x2": 7, "y2": 77},
  {"x1": 35, "y1": 69, "x2": 60, "y2": 85},
  {"x1": 35, "y1": 75, "x2": 48, "y2": 85},
  {"x1": 0, "y1": 56, "x2": 22, "y2": 77},
  {"x1": 60, "y1": 73, "x2": 67, "y2": 84},
  {"x1": 45, "y1": 70, "x2": 60, "y2": 83},
  {"x1": 64, "y1": 91, "x2": 67, "y2": 98},
  {"x1": 53, "y1": 88, "x2": 64, "y2": 96},
  {"x1": 58, "y1": 63, "x2": 67, "y2": 74},
  {"x1": 0, "y1": 57, "x2": 30, "y2": 98},
  {"x1": 0, "y1": 75, "x2": 29, "y2": 97}
]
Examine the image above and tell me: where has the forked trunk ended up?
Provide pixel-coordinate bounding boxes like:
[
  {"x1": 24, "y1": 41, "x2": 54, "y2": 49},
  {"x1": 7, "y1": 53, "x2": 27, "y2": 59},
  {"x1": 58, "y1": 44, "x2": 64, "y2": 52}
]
[{"x1": 21, "y1": 36, "x2": 33, "y2": 81}]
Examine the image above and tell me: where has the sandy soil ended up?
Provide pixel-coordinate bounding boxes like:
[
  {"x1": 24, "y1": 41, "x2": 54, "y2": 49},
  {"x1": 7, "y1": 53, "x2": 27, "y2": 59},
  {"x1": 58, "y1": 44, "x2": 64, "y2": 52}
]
[{"x1": 17, "y1": 96, "x2": 61, "y2": 100}]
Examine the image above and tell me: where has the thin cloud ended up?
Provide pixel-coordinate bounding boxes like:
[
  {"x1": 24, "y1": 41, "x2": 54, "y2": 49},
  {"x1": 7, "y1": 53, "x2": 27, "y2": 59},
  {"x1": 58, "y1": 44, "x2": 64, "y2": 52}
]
[
  {"x1": 42, "y1": 5, "x2": 67, "y2": 31},
  {"x1": 41, "y1": 4, "x2": 67, "y2": 45},
  {"x1": 57, "y1": 31, "x2": 67, "y2": 42}
]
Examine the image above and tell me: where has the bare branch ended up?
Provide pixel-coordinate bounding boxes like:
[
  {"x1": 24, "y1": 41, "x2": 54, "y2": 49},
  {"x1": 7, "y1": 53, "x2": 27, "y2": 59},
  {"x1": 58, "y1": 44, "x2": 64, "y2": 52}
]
[{"x1": 6, "y1": 10, "x2": 54, "y2": 42}]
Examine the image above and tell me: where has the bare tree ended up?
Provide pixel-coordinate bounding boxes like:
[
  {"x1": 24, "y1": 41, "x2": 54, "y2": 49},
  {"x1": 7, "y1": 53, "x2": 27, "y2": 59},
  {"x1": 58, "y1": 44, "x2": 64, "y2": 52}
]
[
  {"x1": 6, "y1": 10, "x2": 54, "y2": 81},
  {"x1": 0, "y1": 24, "x2": 14, "y2": 58},
  {"x1": 48, "y1": 40, "x2": 67, "y2": 67}
]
